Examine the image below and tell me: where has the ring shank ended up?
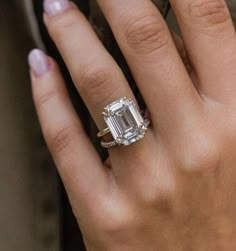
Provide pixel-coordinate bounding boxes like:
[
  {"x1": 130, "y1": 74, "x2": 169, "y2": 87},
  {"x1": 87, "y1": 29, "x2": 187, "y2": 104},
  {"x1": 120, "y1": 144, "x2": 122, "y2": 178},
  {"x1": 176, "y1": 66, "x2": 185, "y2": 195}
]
[
  {"x1": 97, "y1": 127, "x2": 110, "y2": 138},
  {"x1": 101, "y1": 140, "x2": 118, "y2": 148}
]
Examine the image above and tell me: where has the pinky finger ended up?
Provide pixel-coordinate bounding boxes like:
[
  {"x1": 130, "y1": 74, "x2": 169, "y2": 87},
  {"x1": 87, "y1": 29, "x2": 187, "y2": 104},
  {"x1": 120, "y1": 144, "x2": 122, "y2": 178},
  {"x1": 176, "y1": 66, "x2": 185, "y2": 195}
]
[{"x1": 28, "y1": 49, "x2": 109, "y2": 210}]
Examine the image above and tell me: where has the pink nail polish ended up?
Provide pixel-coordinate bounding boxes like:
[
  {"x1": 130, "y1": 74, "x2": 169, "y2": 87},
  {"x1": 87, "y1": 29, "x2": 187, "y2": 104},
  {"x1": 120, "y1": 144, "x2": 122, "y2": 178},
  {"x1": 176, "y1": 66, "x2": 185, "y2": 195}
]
[
  {"x1": 28, "y1": 49, "x2": 50, "y2": 77},
  {"x1": 44, "y1": 0, "x2": 70, "y2": 15}
]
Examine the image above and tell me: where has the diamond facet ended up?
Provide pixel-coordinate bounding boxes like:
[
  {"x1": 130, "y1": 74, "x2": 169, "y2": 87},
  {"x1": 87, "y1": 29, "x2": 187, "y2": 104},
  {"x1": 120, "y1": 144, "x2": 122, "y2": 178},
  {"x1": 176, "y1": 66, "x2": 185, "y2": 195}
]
[{"x1": 103, "y1": 97, "x2": 149, "y2": 146}]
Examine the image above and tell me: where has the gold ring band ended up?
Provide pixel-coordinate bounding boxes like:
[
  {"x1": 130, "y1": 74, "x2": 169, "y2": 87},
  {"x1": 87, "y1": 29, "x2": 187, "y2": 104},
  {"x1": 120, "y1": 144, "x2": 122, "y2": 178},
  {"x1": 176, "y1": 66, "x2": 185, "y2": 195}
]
[
  {"x1": 97, "y1": 127, "x2": 110, "y2": 138},
  {"x1": 101, "y1": 140, "x2": 118, "y2": 148}
]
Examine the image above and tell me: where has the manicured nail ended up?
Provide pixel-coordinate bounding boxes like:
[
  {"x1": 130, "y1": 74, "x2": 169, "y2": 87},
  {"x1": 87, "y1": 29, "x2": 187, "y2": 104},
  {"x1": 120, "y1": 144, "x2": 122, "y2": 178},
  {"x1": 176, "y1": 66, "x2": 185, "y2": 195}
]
[
  {"x1": 44, "y1": 0, "x2": 70, "y2": 15},
  {"x1": 28, "y1": 49, "x2": 50, "y2": 77}
]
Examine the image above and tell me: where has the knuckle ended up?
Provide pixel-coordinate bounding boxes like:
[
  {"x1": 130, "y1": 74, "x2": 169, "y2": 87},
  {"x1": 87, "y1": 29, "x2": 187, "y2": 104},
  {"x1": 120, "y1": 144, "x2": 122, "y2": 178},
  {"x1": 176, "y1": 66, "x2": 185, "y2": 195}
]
[
  {"x1": 92, "y1": 198, "x2": 137, "y2": 237},
  {"x1": 139, "y1": 187, "x2": 174, "y2": 212},
  {"x1": 100, "y1": 211, "x2": 136, "y2": 237},
  {"x1": 48, "y1": 125, "x2": 77, "y2": 155},
  {"x1": 124, "y1": 14, "x2": 169, "y2": 55},
  {"x1": 136, "y1": 171, "x2": 176, "y2": 208},
  {"x1": 102, "y1": 216, "x2": 128, "y2": 236},
  {"x1": 79, "y1": 65, "x2": 114, "y2": 103},
  {"x1": 181, "y1": 137, "x2": 220, "y2": 173},
  {"x1": 189, "y1": 0, "x2": 230, "y2": 27}
]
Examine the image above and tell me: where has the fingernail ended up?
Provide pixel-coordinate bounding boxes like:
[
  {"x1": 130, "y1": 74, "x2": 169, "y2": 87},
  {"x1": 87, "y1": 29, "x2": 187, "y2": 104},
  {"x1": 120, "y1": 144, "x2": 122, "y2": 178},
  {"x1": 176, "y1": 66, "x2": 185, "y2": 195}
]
[
  {"x1": 28, "y1": 49, "x2": 50, "y2": 77},
  {"x1": 43, "y1": 0, "x2": 70, "y2": 16}
]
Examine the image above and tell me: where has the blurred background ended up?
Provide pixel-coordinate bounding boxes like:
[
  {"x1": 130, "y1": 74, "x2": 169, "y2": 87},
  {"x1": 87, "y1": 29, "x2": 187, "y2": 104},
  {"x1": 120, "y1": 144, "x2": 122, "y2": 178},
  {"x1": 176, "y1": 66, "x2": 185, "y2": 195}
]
[{"x1": 0, "y1": 1, "x2": 235, "y2": 251}]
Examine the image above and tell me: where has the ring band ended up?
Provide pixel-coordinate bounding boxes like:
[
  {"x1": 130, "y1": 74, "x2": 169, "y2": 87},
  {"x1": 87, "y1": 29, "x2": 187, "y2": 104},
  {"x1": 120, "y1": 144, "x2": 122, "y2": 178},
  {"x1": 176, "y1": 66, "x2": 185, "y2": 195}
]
[
  {"x1": 98, "y1": 97, "x2": 150, "y2": 148},
  {"x1": 97, "y1": 127, "x2": 110, "y2": 138},
  {"x1": 101, "y1": 140, "x2": 117, "y2": 148}
]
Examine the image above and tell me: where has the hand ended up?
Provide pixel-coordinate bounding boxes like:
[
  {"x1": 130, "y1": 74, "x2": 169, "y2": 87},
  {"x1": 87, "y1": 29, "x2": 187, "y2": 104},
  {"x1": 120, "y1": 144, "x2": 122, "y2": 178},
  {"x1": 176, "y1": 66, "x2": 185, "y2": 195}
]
[{"x1": 28, "y1": 0, "x2": 236, "y2": 250}]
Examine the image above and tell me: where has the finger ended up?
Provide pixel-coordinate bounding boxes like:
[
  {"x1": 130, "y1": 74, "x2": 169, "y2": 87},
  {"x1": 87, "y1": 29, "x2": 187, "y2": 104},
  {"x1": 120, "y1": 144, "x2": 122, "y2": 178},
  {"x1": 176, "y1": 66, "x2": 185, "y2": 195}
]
[
  {"x1": 96, "y1": 0, "x2": 201, "y2": 132},
  {"x1": 29, "y1": 49, "x2": 109, "y2": 209},
  {"x1": 170, "y1": 0, "x2": 236, "y2": 103},
  {"x1": 43, "y1": 0, "x2": 135, "y2": 130}
]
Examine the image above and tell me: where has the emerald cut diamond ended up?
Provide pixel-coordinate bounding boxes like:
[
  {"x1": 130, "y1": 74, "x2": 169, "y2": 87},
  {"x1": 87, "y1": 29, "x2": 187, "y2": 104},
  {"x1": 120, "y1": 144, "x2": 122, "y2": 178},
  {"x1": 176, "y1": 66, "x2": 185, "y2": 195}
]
[{"x1": 103, "y1": 97, "x2": 149, "y2": 146}]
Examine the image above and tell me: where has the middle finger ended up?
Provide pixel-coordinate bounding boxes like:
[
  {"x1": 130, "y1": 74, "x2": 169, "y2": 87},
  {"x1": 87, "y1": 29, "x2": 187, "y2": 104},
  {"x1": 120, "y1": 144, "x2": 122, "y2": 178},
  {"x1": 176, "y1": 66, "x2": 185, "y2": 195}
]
[{"x1": 97, "y1": 0, "x2": 201, "y2": 133}]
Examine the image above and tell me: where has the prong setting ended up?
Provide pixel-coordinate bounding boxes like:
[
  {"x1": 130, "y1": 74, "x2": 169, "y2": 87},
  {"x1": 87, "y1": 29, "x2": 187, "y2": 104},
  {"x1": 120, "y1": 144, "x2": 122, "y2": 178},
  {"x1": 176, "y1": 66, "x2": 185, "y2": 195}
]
[{"x1": 101, "y1": 97, "x2": 150, "y2": 146}]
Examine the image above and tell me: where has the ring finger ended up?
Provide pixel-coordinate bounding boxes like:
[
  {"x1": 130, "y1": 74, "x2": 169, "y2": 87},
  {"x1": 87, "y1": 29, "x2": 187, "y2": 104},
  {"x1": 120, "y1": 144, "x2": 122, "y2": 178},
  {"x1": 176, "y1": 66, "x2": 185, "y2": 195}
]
[
  {"x1": 43, "y1": 0, "x2": 157, "y2": 182},
  {"x1": 43, "y1": 0, "x2": 135, "y2": 130}
]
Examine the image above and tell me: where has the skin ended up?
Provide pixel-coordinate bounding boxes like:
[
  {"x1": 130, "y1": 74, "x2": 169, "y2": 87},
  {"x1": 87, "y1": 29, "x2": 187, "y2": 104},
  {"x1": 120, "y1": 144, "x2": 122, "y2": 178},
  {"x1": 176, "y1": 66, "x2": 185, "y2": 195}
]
[{"x1": 30, "y1": 0, "x2": 236, "y2": 250}]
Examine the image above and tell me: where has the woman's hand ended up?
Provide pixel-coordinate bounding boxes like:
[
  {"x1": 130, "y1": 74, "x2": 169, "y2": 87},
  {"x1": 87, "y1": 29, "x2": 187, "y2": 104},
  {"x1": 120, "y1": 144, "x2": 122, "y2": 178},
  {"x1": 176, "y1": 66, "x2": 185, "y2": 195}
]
[{"x1": 28, "y1": 0, "x2": 236, "y2": 250}]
